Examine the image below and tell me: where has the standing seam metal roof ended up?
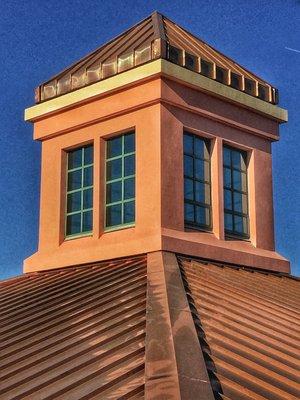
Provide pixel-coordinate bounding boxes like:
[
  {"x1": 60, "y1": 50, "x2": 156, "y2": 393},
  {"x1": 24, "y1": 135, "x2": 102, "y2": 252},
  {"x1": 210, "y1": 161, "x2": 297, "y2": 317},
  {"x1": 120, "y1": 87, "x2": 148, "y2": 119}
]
[
  {"x1": 1, "y1": 254, "x2": 299, "y2": 399},
  {"x1": 35, "y1": 12, "x2": 278, "y2": 105},
  {"x1": 0, "y1": 255, "x2": 147, "y2": 400},
  {"x1": 179, "y1": 257, "x2": 300, "y2": 400}
]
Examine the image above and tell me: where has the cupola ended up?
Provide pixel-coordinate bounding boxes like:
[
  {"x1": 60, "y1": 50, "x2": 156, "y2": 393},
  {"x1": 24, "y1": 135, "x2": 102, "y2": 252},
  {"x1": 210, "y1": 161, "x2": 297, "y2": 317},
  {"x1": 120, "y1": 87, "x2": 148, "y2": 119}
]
[{"x1": 24, "y1": 12, "x2": 289, "y2": 273}]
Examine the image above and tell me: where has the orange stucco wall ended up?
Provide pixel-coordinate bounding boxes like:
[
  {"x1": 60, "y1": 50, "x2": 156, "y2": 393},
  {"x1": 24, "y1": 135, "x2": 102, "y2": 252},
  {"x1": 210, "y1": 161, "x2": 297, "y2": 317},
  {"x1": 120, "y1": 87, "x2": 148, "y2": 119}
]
[{"x1": 24, "y1": 75, "x2": 289, "y2": 273}]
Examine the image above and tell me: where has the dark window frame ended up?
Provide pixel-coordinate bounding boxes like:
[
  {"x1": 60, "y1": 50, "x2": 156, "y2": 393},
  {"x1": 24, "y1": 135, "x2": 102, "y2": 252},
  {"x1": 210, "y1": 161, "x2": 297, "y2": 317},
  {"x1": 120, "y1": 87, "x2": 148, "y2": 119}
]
[
  {"x1": 183, "y1": 132, "x2": 212, "y2": 231},
  {"x1": 216, "y1": 66, "x2": 227, "y2": 84},
  {"x1": 200, "y1": 59, "x2": 213, "y2": 78},
  {"x1": 223, "y1": 145, "x2": 250, "y2": 239}
]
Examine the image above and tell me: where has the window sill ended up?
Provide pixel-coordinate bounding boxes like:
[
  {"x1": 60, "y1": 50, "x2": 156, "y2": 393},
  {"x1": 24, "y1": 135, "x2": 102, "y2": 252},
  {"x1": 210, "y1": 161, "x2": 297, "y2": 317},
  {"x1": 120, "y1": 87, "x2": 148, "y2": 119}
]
[
  {"x1": 65, "y1": 231, "x2": 93, "y2": 241},
  {"x1": 104, "y1": 223, "x2": 135, "y2": 233},
  {"x1": 184, "y1": 224, "x2": 212, "y2": 233},
  {"x1": 225, "y1": 233, "x2": 250, "y2": 242}
]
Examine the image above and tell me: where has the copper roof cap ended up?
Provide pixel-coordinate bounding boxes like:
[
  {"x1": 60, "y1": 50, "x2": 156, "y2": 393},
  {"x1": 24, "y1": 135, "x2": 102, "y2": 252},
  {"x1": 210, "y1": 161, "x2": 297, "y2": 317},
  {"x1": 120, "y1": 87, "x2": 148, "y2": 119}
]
[{"x1": 35, "y1": 11, "x2": 278, "y2": 105}]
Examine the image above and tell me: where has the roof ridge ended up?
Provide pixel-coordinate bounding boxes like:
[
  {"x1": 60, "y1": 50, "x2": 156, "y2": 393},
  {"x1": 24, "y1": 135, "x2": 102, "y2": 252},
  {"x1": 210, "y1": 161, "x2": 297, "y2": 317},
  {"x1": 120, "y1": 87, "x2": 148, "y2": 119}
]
[{"x1": 151, "y1": 11, "x2": 166, "y2": 40}]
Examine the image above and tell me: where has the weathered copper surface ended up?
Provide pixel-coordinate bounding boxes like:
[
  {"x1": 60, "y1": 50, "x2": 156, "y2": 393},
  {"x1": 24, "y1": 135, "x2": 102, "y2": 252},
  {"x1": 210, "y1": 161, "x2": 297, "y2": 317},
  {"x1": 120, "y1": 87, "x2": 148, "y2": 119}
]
[
  {"x1": 180, "y1": 257, "x2": 300, "y2": 400},
  {"x1": 35, "y1": 12, "x2": 277, "y2": 104},
  {"x1": 0, "y1": 255, "x2": 147, "y2": 399},
  {"x1": 1, "y1": 253, "x2": 299, "y2": 399},
  {"x1": 145, "y1": 251, "x2": 214, "y2": 399}
]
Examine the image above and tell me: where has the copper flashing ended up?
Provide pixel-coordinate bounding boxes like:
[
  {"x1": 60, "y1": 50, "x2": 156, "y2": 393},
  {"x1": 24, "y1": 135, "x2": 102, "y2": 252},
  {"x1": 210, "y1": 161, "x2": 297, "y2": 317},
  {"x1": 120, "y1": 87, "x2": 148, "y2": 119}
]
[
  {"x1": 145, "y1": 251, "x2": 214, "y2": 399},
  {"x1": 145, "y1": 251, "x2": 181, "y2": 398},
  {"x1": 35, "y1": 12, "x2": 278, "y2": 105},
  {"x1": 179, "y1": 257, "x2": 300, "y2": 400}
]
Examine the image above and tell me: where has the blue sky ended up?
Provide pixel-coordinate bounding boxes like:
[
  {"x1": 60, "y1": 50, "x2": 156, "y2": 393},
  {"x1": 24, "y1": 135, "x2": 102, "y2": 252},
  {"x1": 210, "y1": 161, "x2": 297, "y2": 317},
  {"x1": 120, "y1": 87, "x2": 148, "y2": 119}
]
[{"x1": 0, "y1": 0, "x2": 299, "y2": 279}]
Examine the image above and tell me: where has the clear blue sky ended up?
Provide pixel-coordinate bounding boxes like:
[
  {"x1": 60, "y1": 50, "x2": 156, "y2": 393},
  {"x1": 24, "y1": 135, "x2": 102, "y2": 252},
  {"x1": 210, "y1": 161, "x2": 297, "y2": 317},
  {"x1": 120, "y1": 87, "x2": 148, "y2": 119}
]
[{"x1": 0, "y1": 0, "x2": 299, "y2": 279}]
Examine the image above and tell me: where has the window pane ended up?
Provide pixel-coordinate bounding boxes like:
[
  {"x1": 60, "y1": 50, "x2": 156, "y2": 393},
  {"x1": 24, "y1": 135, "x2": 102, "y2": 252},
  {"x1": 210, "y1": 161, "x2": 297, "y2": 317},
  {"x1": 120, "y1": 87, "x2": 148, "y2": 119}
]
[
  {"x1": 107, "y1": 136, "x2": 122, "y2": 158},
  {"x1": 195, "y1": 137, "x2": 209, "y2": 159},
  {"x1": 185, "y1": 53, "x2": 197, "y2": 71},
  {"x1": 82, "y1": 211, "x2": 93, "y2": 232},
  {"x1": 68, "y1": 170, "x2": 82, "y2": 191},
  {"x1": 184, "y1": 203, "x2": 194, "y2": 222},
  {"x1": 105, "y1": 133, "x2": 135, "y2": 229},
  {"x1": 195, "y1": 182, "x2": 205, "y2": 203},
  {"x1": 124, "y1": 133, "x2": 135, "y2": 153},
  {"x1": 124, "y1": 201, "x2": 135, "y2": 223},
  {"x1": 124, "y1": 155, "x2": 135, "y2": 176},
  {"x1": 233, "y1": 192, "x2": 242, "y2": 213},
  {"x1": 184, "y1": 179, "x2": 194, "y2": 200},
  {"x1": 232, "y1": 149, "x2": 247, "y2": 171},
  {"x1": 66, "y1": 213, "x2": 81, "y2": 235},
  {"x1": 84, "y1": 146, "x2": 93, "y2": 165},
  {"x1": 68, "y1": 148, "x2": 82, "y2": 169},
  {"x1": 223, "y1": 147, "x2": 231, "y2": 167},
  {"x1": 224, "y1": 189, "x2": 232, "y2": 210},
  {"x1": 106, "y1": 181, "x2": 122, "y2": 203},
  {"x1": 242, "y1": 217, "x2": 248, "y2": 234},
  {"x1": 223, "y1": 146, "x2": 249, "y2": 237},
  {"x1": 241, "y1": 172, "x2": 247, "y2": 192},
  {"x1": 106, "y1": 204, "x2": 122, "y2": 227},
  {"x1": 241, "y1": 193, "x2": 248, "y2": 213},
  {"x1": 233, "y1": 169, "x2": 247, "y2": 192},
  {"x1": 233, "y1": 192, "x2": 247, "y2": 214},
  {"x1": 224, "y1": 213, "x2": 233, "y2": 231},
  {"x1": 201, "y1": 59, "x2": 212, "y2": 77},
  {"x1": 234, "y1": 215, "x2": 243, "y2": 234},
  {"x1": 195, "y1": 182, "x2": 210, "y2": 204},
  {"x1": 216, "y1": 66, "x2": 225, "y2": 83},
  {"x1": 66, "y1": 145, "x2": 94, "y2": 238},
  {"x1": 233, "y1": 170, "x2": 242, "y2": 191},
  {"x1": 204, "y1": 160, "x2": 210, "y2": 181},
  {"x1": 241, "y1": 155, "x2": 247, "y2": 171},
  {"x1": 106, "y1": 158, "x2": 122, "y2": 181},
  {"x1": 224, "y1": 167, "x2": 231, "y2": 188},
  {"x1": 194, "y1": 137, "x2": 204, "y2": 158},
  {"x1": 67, "y1": 192, "x2": 81, "y2": 213},
  {"x1": 83, "y1": 188, "x2": 93, "y2": 209},
  {"x1": 231, "y1": 73, "x2": 240, "y2": 89},
  {"x1": 83, "y1": 166, "x2": 93, "y2": 187},
  {"x1": 195, "y1": 206, "x2": 210, "y2": 226},
  {"x1": 184, "y1": 133, "x2": 211, "y2": 230},
  {"x1": 184, "y1": 155, "x2": 193, "y2": 177},
  {"x1": 124, "y1": 177, "x2": 135, "y2": 200},
  {"x1": 232, "y1": 150, "x2": 243, "y2": 170},
  {"x1": 183, "y1": 134, "x2": 193, "y2": 154},
  {"x1": 195, "y1": 159, "x2": 210, "y2": 181},
  {"x1": 194, "y1": 159, "x2": 204, "y2": 181}
]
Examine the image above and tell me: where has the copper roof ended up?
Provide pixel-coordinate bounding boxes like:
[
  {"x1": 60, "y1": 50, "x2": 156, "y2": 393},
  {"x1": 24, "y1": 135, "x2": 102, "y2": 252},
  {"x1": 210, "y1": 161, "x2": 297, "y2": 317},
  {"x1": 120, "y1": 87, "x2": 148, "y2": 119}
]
[
  {"x1": 0, "y1": 255, "x2": 146, "y2": 399},
  {"x1": 35, "y1": 12, "x2": 278, "y2": 105},
  {"x1": 1, "y1": 253, "x2": 299, "y2": 399},
  {"x1": 180, "y1": 257, "x2": 300, "y2": 400}
]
